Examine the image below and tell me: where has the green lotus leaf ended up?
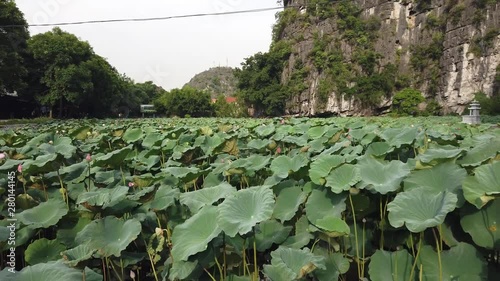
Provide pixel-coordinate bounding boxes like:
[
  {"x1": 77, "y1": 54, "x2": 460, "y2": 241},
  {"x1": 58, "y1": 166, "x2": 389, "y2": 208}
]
[
  {"x1": 123, "y1": 128, "x2": 144, "y2": 143},
  {"x1": 180, "y1": 182, "x2": 236, "y2": 213},
  {"x1": 163, "y1": 166, "x2": 200, "y2": 180},
  {"x1": 265, "y1": 246, "x2": 325, "y2": 280},
  {"x1": 56, "y1": 217, "x2": 92, "y2": 248},
  {"x1": 127, "y1": 185, "x2": 156, "y2": 201},
  {"x1": 281, "y1": 232, "x2": 313, "y2": 249},
  {"x1": 307, "y1": 125, "x2": 328, "y2": 139},
  {"x1": 365, "y1": 142, "x2": 394, "y2": 157},
  {"x1": 75, "y1": 216, "x2": 142, "y2": 257},
  {"x1": 169, "y1": 259, "x2": 200, "y2": 280},
  {"x1": 379, "y1": 127, "x2": 418, "y2": 148},
  {"x1": 458, "y1": 138, "x2": 500, "y2": 166},
  {"x1": 141, "y1": 132, "x2": 162, "y2": 148},
  {"x1": 253, "y1": 219, "x2": 292, "y2": 251},
  {"x1": 270, "y1": 154, "x2": 309, "y2": 179},
  {"x1": 16, "y1": 260, "x2": 86, "y2": 281},
  {"x1": 217, "y1": 185, "x2": 275, "y2": 237},
  {"x1": 0, "y1": 226, "x2": 8, "y2": 242},
  {"x1": 24, "y1": 153, "x2": 58, "y2": 174},
  {"x1": 460, "y1": 199, "x2": 500, "y2": 249},
  {"x1": 263, "y1": 263, "x2": 296, "y2": 281},
  {"x1": 357, "y1": 156, "x2": 410, "y2": 194},
  {"x1": 94, "y1": 170, "x2": 120, "y2": 185},
  {"x1": 0, "y1": 158, "x2": 23, "y2": 172},
  {"x1": 227, "y1": 275, "x2": 252, "y2": 281},
  {"x1": 417, "y1": 243, "x2": 487, "y2": 281},
  {"x1": 0, "y1": 268, "x2": 16, "y2": 280},
  {"x1": 148, "y1": 184, "x2": 180, "y2": 211},
  {"x1": 171, "y1": 205, "x2": 221, "y2": 261},
  {"x1": 197, "y1": 135, "x2": 224, "y2": 155},
  {"x1": 313, "y1": 250, "x2": 349, "y2": 281},
  {"x1": 368, "y1": 249, "x2": 415, "y2": 281},
  {"x1": 18, "y1": 199, "x2": 68, "y2": 229},
  {"x1": 282, "y1": 135, "x2": 308, "y2": 146},
  {"x1": 404, "y1": 162, "x2": 466, "y2": 193},
  {"x1": 83, "y1": 267, "x2": 103, "y2": 281},
  {"x1": 255, "y1": 124, "x2": 276, "y2": 137},
  {"x1": 314, "y1": 217, "x2": 350, "y2": 237},
  {"x1": 38, "y1": 136, "x2": 76, "y2": 159},
  {"x1": 94, "y1": 145, "x2": 132, "y2": 166},
  {"x1": 462, "y1": 161, "x2": 500, "y2": 208},
  {"x1": 25, "y1": 238, "x2": 66, "y2": 265},
  {"x1": 69, "y1": 126, "x2": 91, "y2": 140},
  {"x1": 309, "y1": 155, "x2": 344, "y2": 185},
  {"x1": 325, "y1": 164, "x2": 361, "y2": 194},
  {"x1": 273, "y1": 182, "x2": 307, "y2": 223},
  {"x1": 247, "y1": 139, "x2": 270, "y2": 149},
  {"x1": 418, "y1": 145, "x2": 464, "y2": 163},
  {"x1": 1, "y1": 225, "x2": 35, "y2": 250},
  {"x1": 305, "y1": 186, "x2": 346, "y2": 224},
  {"x1": 59, "y1": 161, "x2": 88, "y2": 183},
  {"x1": 61, "y1": 244, "x2": 96, "y2": 266},
  {"x1": 387, "y1": 189, "x2": 457, "y2": 232},
  {"x1": 228, "y1": 154, "x2": 270, "y2": 175},
  {"x1": 76, "y1": 185, "x2": 128, "y2": 209}
]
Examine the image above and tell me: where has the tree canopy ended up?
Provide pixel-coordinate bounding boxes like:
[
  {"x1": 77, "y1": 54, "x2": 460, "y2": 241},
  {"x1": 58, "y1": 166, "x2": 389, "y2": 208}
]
[
  {"x1": 154, "y1": 86, "x2": 213, "y2": 117},
  {"x1": 0, "y1": 0, "x2": 29, "y2": 94}
]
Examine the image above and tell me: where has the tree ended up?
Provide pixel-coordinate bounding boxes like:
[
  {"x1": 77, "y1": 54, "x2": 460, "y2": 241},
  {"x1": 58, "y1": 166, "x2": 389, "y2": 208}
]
[
  {"x1": 213, "y1": 95, "x2": 246, "y2": 117},
  {"x1": 155, "y1": 86, "x2": 213, "y2": 117},
  {"x1": 235, "y1": 41, "x2": 291, "y2": 116},
  {"x1": 391, "y1": 88, "x2": 425, "y2": 116},
  {"x1": 28, "y1": 27, "x2": 95, "y2": 117},
  {"x1": 0, "y1": 0, "x2": 29, "y2": 94}
]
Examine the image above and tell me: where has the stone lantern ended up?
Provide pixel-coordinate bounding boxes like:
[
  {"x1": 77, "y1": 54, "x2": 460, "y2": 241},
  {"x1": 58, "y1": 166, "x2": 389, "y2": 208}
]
[{"x1": 462, "y1": 100, "x2": 481, "y2": 124}]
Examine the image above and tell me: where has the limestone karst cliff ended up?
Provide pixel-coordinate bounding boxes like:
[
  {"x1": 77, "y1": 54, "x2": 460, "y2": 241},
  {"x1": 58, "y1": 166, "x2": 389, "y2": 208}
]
[{"x1": 274, "y1": 0, "x2": 499, "y2": 116}]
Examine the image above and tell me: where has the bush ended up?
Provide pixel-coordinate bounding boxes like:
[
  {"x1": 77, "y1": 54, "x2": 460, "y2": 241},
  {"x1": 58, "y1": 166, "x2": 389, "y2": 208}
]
[
  {"x1": 474, "y1": 91, "x2": 500, "y2": 115},
  {"x1": 154, "y1": 86, "x2": 214, "y2": 117},
  {"x1": 392, "y1": 88, "x2": 425, "y2": 116}
]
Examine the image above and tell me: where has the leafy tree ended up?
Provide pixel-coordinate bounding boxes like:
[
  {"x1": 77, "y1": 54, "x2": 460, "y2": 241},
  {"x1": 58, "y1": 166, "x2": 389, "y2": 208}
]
[
  {"x1": 155, "y1": 86, "x2": 213, "y2": 117},
  {"x1": 213, "y1": 95, "x2": 247, "y2": 117},
  {"x1": 391, "y1": 88, "x2": 425, "y2": 116},
  {"x1": 235, "y1": 41, "x2": 291, "y2": 116},
  {"x1": 28, "y1": 27, "x2": 95, "y2": 117},
  {"x1": 0, "y1": 0, "x2": 29, "y2": 94},
  {"x1": 474, "y1": 91, "x2": 500, "y2": 115}
]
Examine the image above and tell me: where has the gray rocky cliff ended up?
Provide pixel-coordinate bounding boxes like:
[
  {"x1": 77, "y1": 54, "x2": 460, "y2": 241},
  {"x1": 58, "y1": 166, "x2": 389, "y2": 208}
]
[{"x1": 278, "y1": 0, "x2": 500, "y2": 116}]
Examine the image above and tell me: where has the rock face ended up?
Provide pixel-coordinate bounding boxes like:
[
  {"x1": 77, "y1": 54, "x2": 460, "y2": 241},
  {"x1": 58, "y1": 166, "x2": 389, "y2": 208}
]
[
  {"x1": 185, "y1": 67, "x2": 238, "y2": 99},
  {"x1": 279, "y1": 0, "x2": 500, "y2": 116}
]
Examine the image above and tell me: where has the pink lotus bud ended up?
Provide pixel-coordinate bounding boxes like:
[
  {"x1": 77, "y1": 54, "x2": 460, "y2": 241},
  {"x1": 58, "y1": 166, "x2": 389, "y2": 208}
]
[
  {"x1": 0, "y1": 153, "x2": 5, "y2": 160},
  {"x1": 130, "y1": 270, "x2": 136, "y2": 279},
  {"x1": 128, "y1": 182, "x2": 135, "y2": 187},
  {"x1": 17, "y1": 163, "x2": 22, "y2": 173},
  {"x1": 85, "y1": 154, "x2": 92, "y2": 162},
  {"x1": 276, "y1": 147, "x2": 282, "y2": 154},
  {"x1": 280, "y1": 119, "x2": 285, "y2": 124}
]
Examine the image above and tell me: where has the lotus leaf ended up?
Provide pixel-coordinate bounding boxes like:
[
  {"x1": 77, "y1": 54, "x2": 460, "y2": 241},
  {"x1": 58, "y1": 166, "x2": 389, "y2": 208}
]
[
  {"x1": 357, "y1": 156, "x2": 410, "y2": 194},
  {"x1": 368, "y1": 249, "x2": 415, "y2": 281},
  {"x1": 264, "y1": 247, "x2": 325, "y2": 280},
  {"x1": 462, "y1": 161, "x2": 500, "y2": 208},
  {"x1": 76, "y1": 185, "x2": 128, "y2": 209},
  {"x1": 253, "y1": 219, "x2": 292, "y2": 251},
  {"x1": 308, "y1": 154, "x2": 344, "y2": 185},
  {"x1": 270, "y1": 154, "x2": 309, "y2": 179},
  {"x1": 18, "y1": 199, "x2": 68, "y2": 229},
  {"x1": 171, "y1": 205, "x2": 221, "y2": 261},
  {"x1": 75, "y1": 216, "x2": 141, "y2": 257},
  {"x1": 417, "y1": 243, "x2": 487, "y2": 281},
  {"x1": 313, "y1": 250, "x2": 349, "y2": 281},
  {"x1": 272, "y1": 182, "x2": 307, "y2": 223},
  {"x1": 305, "y1": 186, "x2": 346, "y2": 224},
  {"x1": 122, "y1": 128, "x2": 144, "y2": 143},
  {"x1": 218, "y1": 185, "x2": 275, "y2": 237},
  {"x1": 61, "y1": 244, "x2": 96, "y2": 266},
  {"x1": 25, "y1": 238, "x2": 66, "y2": 265},
  {"x1": 180, "y1": 182, "x2": 236, "y2": 213},
  {"x1": 387, "y1": 189, "x2": 457, "y2": 232},
  {"x1": 460, "y1": 199, "x2": 500, "y2": 249},
  {"x1": 325, "y1": 164, "x2": 360, "y2": 194},
  {"x1": 16, "y1": 260, "x2": 87, "y2": 281}
]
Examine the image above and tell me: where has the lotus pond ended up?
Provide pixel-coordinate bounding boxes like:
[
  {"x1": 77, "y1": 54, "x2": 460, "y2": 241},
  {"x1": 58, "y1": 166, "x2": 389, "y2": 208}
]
[{"x1": 0, "y1": 116, "x2": 499, "y2": 281}]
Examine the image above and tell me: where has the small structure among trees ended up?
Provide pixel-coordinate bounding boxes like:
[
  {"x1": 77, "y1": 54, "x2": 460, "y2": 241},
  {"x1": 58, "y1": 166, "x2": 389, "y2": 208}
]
[{"x1": 462, "y1": 101, "x2": 481, "y2": 125}]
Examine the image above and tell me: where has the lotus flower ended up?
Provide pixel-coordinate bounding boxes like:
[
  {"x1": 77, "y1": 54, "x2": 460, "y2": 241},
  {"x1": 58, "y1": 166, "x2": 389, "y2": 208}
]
[
  {"x1": 280, "y1": 119, "x2": 285, "y2": 124},
  {"x1": 128, "y1": 182, "x2": 135, "y2": 187},
  {"x1": 130, "y1": 270, "x2": 136, "y2": 280},
  {"x1": 17, "y1": 164, "x2": 22, "y2": 173},
  {"x1": 276, "y1": 147, "x2": 282, "y2": 154},
  {"x1": 0, "y1": 153, "x2": 5, "y2": 160},
  {"x1": 85, "y1": 154, "x2": 92, "y2": 162}
]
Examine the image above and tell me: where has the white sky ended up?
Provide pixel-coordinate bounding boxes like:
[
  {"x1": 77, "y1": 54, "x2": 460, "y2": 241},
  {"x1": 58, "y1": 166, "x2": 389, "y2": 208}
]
[{"x1": 15, "y1": 0, "x2": 281, "y2": 90}]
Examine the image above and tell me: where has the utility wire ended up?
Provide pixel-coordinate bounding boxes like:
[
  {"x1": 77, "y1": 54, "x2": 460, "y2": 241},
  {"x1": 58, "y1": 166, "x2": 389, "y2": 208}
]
[{"x1": 0, "y1": 6, "x2": 295, "y2": 28}]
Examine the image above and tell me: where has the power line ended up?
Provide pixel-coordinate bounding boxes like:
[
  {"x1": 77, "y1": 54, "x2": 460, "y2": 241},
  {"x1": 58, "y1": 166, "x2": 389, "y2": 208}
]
[{"x1": 0, "y1": 6, "x2": 289, "y2": 28}]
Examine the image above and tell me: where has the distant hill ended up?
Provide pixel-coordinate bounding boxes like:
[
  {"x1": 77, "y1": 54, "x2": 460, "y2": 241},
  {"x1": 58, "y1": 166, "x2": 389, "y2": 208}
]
[{"x1": 185, "y1": 67, "x2": 238, "y2": 98}]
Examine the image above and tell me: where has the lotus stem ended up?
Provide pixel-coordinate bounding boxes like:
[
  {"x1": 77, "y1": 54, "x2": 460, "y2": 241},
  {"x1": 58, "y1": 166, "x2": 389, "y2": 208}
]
[
  {"x1": 120, "y1": 166, "x2": 126, "y2": 186},
  {"x1": 102, "y1": 259, "x2": 106, "y2": 281},
  {"x1": 146, "y1": 250, "x2": 159, "y2": 281},
  {"x1": 203, "y1": 268, "x2": 217, "y2": 281},
  {"x1": 107, "y1": 256, "x2": 123, "y2": 281},
  {"x1": 409, "y1": 232, "x2": 423, "y2": 281},
  {"x1": 311, "y1": 238, "x2": 320, "y2": 253},
  {"x1": 223, "y1": 233, "x2": 227, "y2": 280},
  {"x1": 348, "y1": 194, "x2": 361, "y2": 279},
  {"x1": 214, "y1": 254, "x2": 223, "y2": 280},
  {"x1": 253, "y1": 235, "x2": 258, "y2": 281},
  {"x1": 433, "y1": 228, "x2": 443, "y2": 281},
  {"x1": 361, "y1": 219, "x2": 366, "y2": 278}
]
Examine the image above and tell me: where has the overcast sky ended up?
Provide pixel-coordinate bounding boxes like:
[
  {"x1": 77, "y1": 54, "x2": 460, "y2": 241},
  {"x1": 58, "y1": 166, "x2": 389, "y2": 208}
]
[{"x1": 16, "y1": 0, "x2": 281, "y2": 90}]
